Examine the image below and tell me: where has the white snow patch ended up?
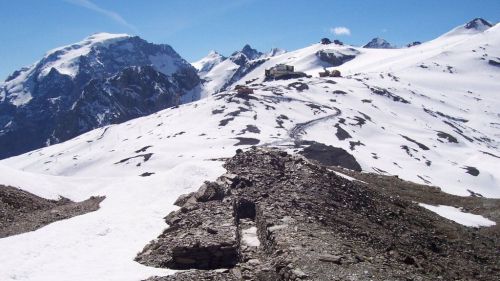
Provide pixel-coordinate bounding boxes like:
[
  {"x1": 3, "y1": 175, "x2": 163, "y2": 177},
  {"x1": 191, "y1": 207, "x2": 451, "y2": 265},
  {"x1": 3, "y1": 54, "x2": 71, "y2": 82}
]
[
  {"x1": 419, "y1": 203, "x2": 496, "y2": 227},
  {"x1": 241, "y1": 226, "x2": 260, "y2": 247},
  {"x1": 39, "y1": 33, "x2": 130, "y2": 79},
  {"x1": 329, "y1": 169, "x2": 366, "y2": 183}
]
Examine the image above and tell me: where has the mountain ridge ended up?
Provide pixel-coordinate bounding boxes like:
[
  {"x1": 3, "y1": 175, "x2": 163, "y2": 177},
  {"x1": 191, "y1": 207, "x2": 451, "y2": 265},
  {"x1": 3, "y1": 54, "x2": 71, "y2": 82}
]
[
  {"x1": 0, "y1": 33, "x2": 200, "y2": 159},
  {"x1": 0, "y1": 17, "x2": 499, "y2": 281}
]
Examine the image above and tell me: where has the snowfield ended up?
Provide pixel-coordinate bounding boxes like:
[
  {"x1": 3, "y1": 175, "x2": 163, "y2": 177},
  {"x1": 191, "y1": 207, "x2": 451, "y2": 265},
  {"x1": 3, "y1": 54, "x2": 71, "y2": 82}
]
[
  {"x1": 419, "y1": 203, "x2": 496, "y2": 227},
  {"x1": 0, "y1": 19, "x2": 499, "y2": 280}
]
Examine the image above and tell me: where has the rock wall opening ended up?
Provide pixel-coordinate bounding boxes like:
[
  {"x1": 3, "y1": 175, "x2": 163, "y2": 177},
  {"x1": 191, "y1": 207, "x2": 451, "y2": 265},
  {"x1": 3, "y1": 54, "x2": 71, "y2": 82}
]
[{"x1": 235, "y1": 198, "x2": 256, "y2": 221}]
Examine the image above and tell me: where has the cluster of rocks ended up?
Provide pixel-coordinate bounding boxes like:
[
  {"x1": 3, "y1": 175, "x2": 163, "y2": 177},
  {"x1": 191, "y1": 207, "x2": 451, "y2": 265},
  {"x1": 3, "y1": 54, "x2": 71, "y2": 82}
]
[
  {"x1": 137, "y1": 148, "x2": 499, "y2": 280},
  {"x1": 0, "y1": 185, "x2": 104, "y2": 238},
  {"x1": 315, "y1": 49, "x2": 358, "y2": 67}
]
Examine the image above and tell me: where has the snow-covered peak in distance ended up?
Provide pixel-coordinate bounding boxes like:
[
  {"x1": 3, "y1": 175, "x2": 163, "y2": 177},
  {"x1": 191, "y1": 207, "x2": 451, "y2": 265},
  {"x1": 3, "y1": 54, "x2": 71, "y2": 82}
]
[
  {"x1": 464, "y1": 18, "x2": 493, "y2": 31},
  {"x1": 240, "y1": 44, "x2": 263, "y2": 60},
  {"x1": 0, "y1": 32, "x2": 200, "y2": 159},
  {"x1": 191, "y1": 50, "x2": 226, "y2": 73},
  {"x1": 39, "y1": 32, "x2": 131, "y2": 79},
  {"x1": 263, "y1": 47, "x2": 287, "y2": 58},
  {"x1": 442, "y1": 18, "x2": 494, "y2": 37},
  {"x1": 230, "y1": 44, "x2": 263, "y2": 64},
  {"x1": 363, "y1": 37, "x2": 395, "y2": 49}
]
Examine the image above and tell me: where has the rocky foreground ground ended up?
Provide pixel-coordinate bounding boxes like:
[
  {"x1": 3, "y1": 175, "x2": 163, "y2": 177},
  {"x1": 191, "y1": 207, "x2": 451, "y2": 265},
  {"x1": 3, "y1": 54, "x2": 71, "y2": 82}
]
[
  {"x1": 0, "y1": 185, "x2": 104, "y2": 238},
  {"x1": 136, "y1": 147, "x2": 500, "y2": 281}
]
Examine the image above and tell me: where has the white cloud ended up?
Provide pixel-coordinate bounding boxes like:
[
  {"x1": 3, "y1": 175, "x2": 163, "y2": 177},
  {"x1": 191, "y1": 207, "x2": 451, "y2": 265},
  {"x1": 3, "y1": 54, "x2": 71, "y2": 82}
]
[
  {"x1": 65, "y1": 0, "x2": 137, "y2": 32},
  {"x1": 330, "y1": 26, "x2": 351, "y2": 36}
]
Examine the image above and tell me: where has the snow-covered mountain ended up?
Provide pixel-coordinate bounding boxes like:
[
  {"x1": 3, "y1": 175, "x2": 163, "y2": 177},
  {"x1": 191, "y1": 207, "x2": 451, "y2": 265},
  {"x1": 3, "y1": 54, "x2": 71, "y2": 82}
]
[
  {"x1": 363, "y1": 37, "x2": 395, "y2": 49},
  {"x1": 191, "y1": 50, "x2": 226, "y2": 74},
  {"x1": 194, "y1": 45, "x2": 287, "y2": 96},
  {"x1": 0, "y1": 18, "x2": 499, "y2": 281},
  {"x1": 263, "y1": 47, "x2": 287, "y2": 58},
  {"x1": 0, "y1": 33, "x2": 200, "y2": 159}
]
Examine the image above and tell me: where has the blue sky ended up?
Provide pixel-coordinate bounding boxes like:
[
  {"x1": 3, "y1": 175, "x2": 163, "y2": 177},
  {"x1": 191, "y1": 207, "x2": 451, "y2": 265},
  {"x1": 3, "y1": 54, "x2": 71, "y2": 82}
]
[{"x1": 1, "y1": 0, "x2": 499, "y2": 80}]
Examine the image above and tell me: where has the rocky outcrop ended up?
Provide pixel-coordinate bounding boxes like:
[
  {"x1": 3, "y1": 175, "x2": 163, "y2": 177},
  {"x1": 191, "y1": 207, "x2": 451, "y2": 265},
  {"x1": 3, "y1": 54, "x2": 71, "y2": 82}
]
[
  {"x1": 298, "y1": 141, "x2": 362, "y2": 171},
  {"x1": 406, "y1": 41, "x2": 422, "y2": 48},
  {"x1": 315, "y1": 49, "x2": 359, "y2": 67},
  {"x1": 136, "y1": 199, "x2": 239, "y2": 270},
  {"x1": 0, "y1": 185, "x2": 104, "y2": 238},
  {"x1": 137, "y1": 148, "x2": 499, "y2": 281}
]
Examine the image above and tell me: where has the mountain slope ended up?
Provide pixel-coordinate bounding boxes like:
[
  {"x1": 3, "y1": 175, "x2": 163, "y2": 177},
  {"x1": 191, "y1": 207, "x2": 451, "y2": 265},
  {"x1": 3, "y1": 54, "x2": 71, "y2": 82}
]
[
  {"x1": 195, "y1": 45, "x2": 287, "y2": 96},
  {"x1": 0, "y1": 33, "x2": 200, "y2": 159},
  {"x1": 0, "y1": 19, "x2": 499, "y2": 281},
  {"x1": 191, "y1": 51, "x2": 226, "y2": 74}
]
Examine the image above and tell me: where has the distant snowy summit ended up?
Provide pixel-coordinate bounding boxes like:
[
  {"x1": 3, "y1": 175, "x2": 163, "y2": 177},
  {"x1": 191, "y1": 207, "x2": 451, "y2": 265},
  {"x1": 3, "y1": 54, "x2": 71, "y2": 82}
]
[
  {"x1": 362, "y1": 18, "x2": 494, "y2": 49},
  {"x1": 192, "y1": 50, "x2": 226, "y2": 74},
  {"x1": 192, "y1": 44, "x2": 287, "y2": 94},
  {"x1": 465, "y1": 18, "x2": 493, "y2": 31},
  {"x1": 444, "y1": 18, "x2": 494, "y2": 36},
  {"x1": 363, "y1": 37, "x2": 395, "y2": 49},
  {"x1": 264, "y1": 47, "x2": 287, "y2": 58},
  {"x1": 0, "y1": 33, "x2": 200, "y2": 159}
]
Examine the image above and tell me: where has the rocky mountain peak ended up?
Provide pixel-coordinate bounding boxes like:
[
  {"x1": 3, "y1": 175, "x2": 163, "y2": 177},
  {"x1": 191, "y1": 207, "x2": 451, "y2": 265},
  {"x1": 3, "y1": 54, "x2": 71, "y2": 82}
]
[
  {"x1": 231, "y1": 44, "x2": 263, "y2": 62},
  {"x1": 465, "y1": 18, "x2": 493, "y2": 31},
  {"x1": 363, "y1": 37, "x2": 395, "y2": 49},
  {"x1": 0, "y1": 33, "x2": 200, "y2": 159},
  {"x1": 207, "y1": 50, "x2": 223, "y2": 57}
]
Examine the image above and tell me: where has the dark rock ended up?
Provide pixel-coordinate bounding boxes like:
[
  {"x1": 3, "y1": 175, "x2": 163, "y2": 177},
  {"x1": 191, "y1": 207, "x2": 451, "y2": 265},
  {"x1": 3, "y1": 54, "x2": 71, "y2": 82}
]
[
  {"x1": 233, "y1": 137, "x2": 260, "y2": 146},
  {"x1": 363, "y1": 38, "x2": 395, "y2": 49},
  {"x1": 299, "y1": 141, "x2": 362, "y2": 171},
  {"x1": 370, "y1": 87, "x2": 410, "y2": 103},
  {"x1": 406, "y1": 41, "x2": 422, "y2": 48},
  {"x1": 488, "y1": 59, "x2": 500, "y2": 67},
  {"x1": 135, "y1": 201, "x2": 239, "y2": 270},
  {"x1": 316, "y1": 49, "x2": 358, "y2": 66},
  {"x1": 463, "y1": 166, "x2": 480, "y2": 176},
  {"x1": 195, "y1": 181, "x2": 226, "y2": 202},
  {"x1": 320, "y1": 38, "x2": 332, "y2": 44},
  {"x1": 401, "y1": 135, "x2": 430, "y2": 150},
  {"x1": 145, "y1": 270, "x2": 238, "y2": 281},
  {"x1": 334, "y1": 124, "x2": 351, "y2": 140},
  {"x1": 173, "y1": 193, "x2": 195, "y2": 207},
  {"x1": 436, "y1": 131, "x2": 458, "y2": 143},
  {"x1": 464, "y1": 18, "x2": 493, "y2": 30},
  {"x1": 287, "y1": 82, "x2": 309, "y2": 91}
]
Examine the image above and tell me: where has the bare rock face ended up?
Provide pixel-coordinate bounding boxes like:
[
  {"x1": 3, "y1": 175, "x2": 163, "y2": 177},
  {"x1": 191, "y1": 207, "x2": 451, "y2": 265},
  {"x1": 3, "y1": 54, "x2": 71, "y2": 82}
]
[
  {"x1": 315, "y1": 49, "x2": 358, "y2": 66},
  {"x1": 137, "y1": 148, "x2": 499, "y2": 281}
]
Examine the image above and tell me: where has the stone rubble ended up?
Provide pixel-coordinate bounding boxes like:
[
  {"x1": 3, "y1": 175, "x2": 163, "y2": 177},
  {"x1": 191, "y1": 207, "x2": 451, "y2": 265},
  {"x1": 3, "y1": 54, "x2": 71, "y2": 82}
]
[{"x1": 137, "y1": 147, "x2": 499, "y2": 281}]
